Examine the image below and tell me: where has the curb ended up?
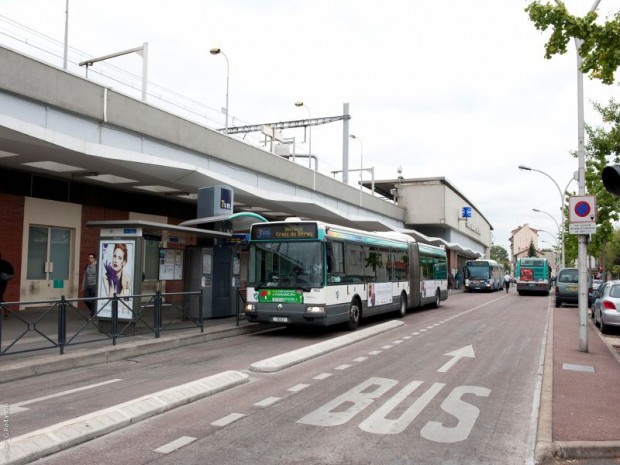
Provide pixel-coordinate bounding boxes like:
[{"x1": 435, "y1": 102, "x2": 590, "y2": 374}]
[
  {"x1": 250, "y1": 320, "x2": 404, "y2": 372},
  {"x1": 0, "y1": 322, "x2": 275, "y2": 383},
  {"x1": 1, "y1": 370, "x2": 249, "y2": 465}
]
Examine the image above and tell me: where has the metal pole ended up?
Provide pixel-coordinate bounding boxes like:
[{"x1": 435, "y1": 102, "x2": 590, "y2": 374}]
[
  {"x1": 141, "y1": 42, "x2": 148, "y2": 102},
  {"x1": 224, "y1": 54, "x2": 229, "y2": 132},
  {"x1": 342, "y1": 103, "x2": 350, "y2": 184},
  {"x1": 63, "y1": 0, "x2": 69, "y2": 70}
]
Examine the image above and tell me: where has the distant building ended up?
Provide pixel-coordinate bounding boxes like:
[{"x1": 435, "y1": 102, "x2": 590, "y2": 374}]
[{"x1": 509, "y1": 223, "x2": 559, "y2": 275}]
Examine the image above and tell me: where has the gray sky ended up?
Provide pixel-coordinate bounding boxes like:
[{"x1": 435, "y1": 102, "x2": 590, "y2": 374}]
[{"x1": 2, "y1": 0, "x2": 619, "y2": 254}]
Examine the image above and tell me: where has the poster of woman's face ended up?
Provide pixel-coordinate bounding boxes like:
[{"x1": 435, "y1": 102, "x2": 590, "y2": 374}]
[{"x1": 97, "y1": 240, "x2": 135, "y2": 320}]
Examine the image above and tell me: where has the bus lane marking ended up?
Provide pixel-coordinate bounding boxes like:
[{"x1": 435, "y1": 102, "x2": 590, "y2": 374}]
[
  {"x1": 288, "y1": 383, "x2": 310, "y2": 392},
  {"x1": 10, "y1": 378, "x2": 123, "y2": 413},
  {"x1": 297, "y1": 377, "x2": 491, "y2": 443},
  {"x1": 154, "y1": 436, "x2": 196, "y2": 454},
  {"x1": 211, "y1": 413, "x2": 245, "y2": 427},
  {"x1": 437, "y1": 345, "x2": 476, "y2": 373},
  {"x1": 255, "y1": 397, "x2": 281, "y2": 407}
]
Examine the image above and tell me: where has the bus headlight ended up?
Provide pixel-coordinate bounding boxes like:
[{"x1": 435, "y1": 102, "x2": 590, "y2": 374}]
[
  {"x1": 244, "y1": 303, "x2": 256, "y2": 313},
  {"x1": 305, "y1": 306, "x2": 326, "y2": 315}
]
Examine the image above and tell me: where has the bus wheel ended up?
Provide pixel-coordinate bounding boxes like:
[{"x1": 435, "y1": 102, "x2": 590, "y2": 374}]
[
  {"x1": 397, "y1": 293, "x2": 407, "y2": 318},
  {"x1": 433, "y1": 290, "x2": 441, "y2": 308},
  {"x1": 347, "y1": 301, "x2": 360, "y2": 331}
]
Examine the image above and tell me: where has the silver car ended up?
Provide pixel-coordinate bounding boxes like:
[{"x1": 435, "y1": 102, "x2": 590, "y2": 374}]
[{"x1": 592, "y1": 280, "x2": 620, "y2": 334}]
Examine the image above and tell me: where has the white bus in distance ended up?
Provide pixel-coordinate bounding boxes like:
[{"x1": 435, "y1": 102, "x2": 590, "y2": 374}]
[{"x1": 244, "y1": 219, "x2": 448, "y2": 330}]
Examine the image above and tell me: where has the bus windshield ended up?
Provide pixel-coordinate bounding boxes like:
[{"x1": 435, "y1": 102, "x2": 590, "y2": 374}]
[
  {"x1": 465, "y1": 264, "x2": 491, "y2": 279},
  {"x1": 249, "y1": 241, "x2": 324, "y2": 289}
]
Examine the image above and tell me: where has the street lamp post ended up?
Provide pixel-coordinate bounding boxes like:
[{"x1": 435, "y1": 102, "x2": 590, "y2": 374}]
[
  {"x1": 210, "y1": 48, "x2": 229, "y2": 132},
  {"x1": 519, "y1": 165, "x2": 565, "y2": 268},
  {"x1": 294, "y1": 101, "x2": 312, "y2": 157},
  {"x1": 349, "y1": 134, "x2": 363, "y2": 204}
]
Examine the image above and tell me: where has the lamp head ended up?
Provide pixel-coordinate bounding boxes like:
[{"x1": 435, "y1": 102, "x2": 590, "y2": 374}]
[
  {"x1": 210, "y1": 48, "x2": 221, "y2": 55},
  {"x1": 294, "y1": 101, "x2": 304, "y2": 107},
  {"x1": 350, "y1": 134, "x2": 357, "y2": 140},
  {"x1": 518, "y1": 165, "x2": 532, "y2": 171}
]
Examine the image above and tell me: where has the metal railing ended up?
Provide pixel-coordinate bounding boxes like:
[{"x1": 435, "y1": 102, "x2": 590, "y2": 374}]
[{"x1": 0, "y1": 291, "x2": 211, "y2": 356}]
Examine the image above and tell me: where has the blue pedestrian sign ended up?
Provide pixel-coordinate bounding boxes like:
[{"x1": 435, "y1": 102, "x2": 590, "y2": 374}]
[{"x1": 462, "y1": 207, "x2": 472, "y2": 219}]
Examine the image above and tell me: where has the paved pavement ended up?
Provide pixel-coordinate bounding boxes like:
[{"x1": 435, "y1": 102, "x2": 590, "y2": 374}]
[{"x1": 1, "y1": 292, "x2": 619, "y2": 464}]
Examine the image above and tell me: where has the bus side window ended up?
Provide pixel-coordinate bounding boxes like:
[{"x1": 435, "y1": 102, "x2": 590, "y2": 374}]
[{"x1": 328, "y1": 241, "x2": 344, "y2": 284}]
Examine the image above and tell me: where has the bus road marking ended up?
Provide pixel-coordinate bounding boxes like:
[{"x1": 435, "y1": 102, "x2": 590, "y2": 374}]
[{"x1": 298, "y1": 377, "x2": 490, "y2": 442}]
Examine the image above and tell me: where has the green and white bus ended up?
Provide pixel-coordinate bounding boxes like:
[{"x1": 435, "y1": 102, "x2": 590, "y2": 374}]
[
  {"x1": 244, "y1": 219, "x2": 448, "y2": 330},
  {"x1": 515, "y1": 257, "x2": 552, "y2": 295}
]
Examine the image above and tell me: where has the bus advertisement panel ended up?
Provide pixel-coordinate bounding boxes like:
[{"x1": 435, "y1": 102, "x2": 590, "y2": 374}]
[
  {"x1": 516, "y1": 257, "x2": 552, "y2": 295},
  {"x1": 244, "y1": 219, "x2": 448, "y2": 330}
]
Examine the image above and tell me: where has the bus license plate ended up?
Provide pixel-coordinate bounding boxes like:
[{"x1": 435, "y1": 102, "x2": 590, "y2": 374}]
[{"x1": 272, "y1": 316, "x2": 289, "y2": 323}]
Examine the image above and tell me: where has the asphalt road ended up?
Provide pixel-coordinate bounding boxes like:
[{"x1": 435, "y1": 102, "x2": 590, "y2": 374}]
[{"x1": 13, "y1": 289, "x2": 550, "y2": 465}]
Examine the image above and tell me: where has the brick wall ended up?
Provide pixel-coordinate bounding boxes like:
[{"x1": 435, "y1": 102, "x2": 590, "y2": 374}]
[{"x1": 0, "y1": 193, "x2": 24, "y2": 302}]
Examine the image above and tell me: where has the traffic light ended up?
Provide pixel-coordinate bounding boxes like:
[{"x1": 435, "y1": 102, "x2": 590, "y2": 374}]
[{"x1": 602, "y1": 164, "x2": 620, "y2": 197}]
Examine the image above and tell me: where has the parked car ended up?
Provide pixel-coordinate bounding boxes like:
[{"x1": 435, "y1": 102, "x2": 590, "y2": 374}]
[
  {"x1": 590, "y1": 279, "x2": 604, "y2": 310},
  {"x1": 591, "y1": 280, "x2": 620, "y2": 334},
  {"x1": 555, "y1": 268, "x2": 580, "y2": 307}
]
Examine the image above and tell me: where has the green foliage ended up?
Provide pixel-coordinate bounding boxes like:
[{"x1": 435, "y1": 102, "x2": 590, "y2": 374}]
[
  {"x1": 490, "y1": 245, "x2": 509, "y2": 262},
  {"x1": 604, "y1": 229, "x2": 620, "y2": 278},
  {"x1": 490, "y1": 245, "x2": 511, "y2": 273},
  {"x1": 525, "y1": 1, "x2": 620, "y2": 84},
  {"x1": 528, "y1": 240, "x2": 538, "y2": 257},
  {"x1": 582, "y1": 100, "x2": 620, "y2": 273}
]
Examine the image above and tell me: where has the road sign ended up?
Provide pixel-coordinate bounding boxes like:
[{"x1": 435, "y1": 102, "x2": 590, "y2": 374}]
[
  {"x1": 568, "y1": 195, "x2": 596, "y2": 223},
  {"x1": 569, "y1": 222, "x2": 597, "y2": 235}
]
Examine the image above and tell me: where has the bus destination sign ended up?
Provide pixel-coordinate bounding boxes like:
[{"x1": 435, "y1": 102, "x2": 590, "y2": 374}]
[{"x1": 251, "y1": 223, "x2": 318, "y2": 240}]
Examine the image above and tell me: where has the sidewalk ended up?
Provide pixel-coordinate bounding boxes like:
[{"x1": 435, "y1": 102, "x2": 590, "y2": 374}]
[{"x1": 536, "y1": 305, "x2": 620, "y2": 462}]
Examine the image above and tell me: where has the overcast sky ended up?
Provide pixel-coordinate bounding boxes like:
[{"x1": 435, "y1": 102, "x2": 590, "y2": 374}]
[{"x1": 2, "y1": 0, "x2": 620, "y2": 254}]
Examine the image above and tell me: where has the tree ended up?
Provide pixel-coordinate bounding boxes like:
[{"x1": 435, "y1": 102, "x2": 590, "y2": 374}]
[
  {"x1": 584, "y1": 100, "x2": 620, "y2": 271},
  {"x1": 490, "y1": 245, "x2": 509, "y2": 262},
  {"x1": 490, "y1": 245, "x2": 511, "y2": 273},
  {"x1": 525, "y1": 1, "x2": 620, "y2": 85},
  {"x1": 528, "y1": 240, "x2": 538, "y2": 257},
  {"x1": 604, "y1": 229, "x2": 620, "y2": 278}
]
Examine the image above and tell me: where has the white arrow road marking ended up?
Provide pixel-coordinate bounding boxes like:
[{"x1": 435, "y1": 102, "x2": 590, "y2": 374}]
[
  {"x1": 437, "y1": 345, "x2": 475, "y2": 373},
  {"x1": 10, "y1": 379, "x2": 123, "y2": 413}
]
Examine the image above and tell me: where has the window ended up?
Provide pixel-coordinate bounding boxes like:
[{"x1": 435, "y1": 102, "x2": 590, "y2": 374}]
[
  {"x1": 27, "y1": 226, "x2": 72, "y2": 280},
  {"x1": 143, "y1": 238, "x2": 160, "y2": 280}
]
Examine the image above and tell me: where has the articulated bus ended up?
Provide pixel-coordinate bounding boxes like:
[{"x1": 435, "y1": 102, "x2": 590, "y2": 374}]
[
  {"x1": 244, "y1": 219, "x2": 448, "y2": 330},
  {"x1": 515, "y1": 257, "x2": 552, "y2": 295},
  {"x1": 463, "y1": 259, "x2": 503, "y2": 292}
]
